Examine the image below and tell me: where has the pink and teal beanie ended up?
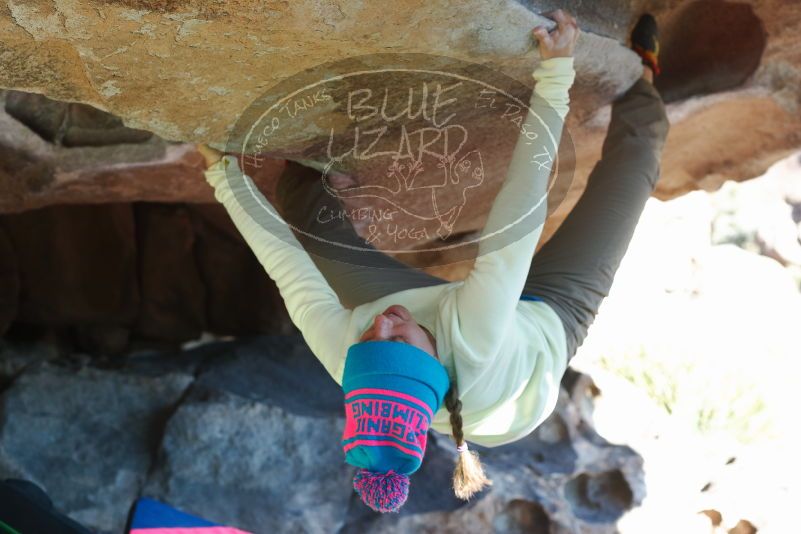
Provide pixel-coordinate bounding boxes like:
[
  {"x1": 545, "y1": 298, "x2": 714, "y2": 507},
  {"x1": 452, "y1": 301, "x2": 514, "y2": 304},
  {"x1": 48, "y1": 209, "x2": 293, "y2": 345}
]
[{"x1": 341, "y1": 340, "x2": 450, "y2": 513}]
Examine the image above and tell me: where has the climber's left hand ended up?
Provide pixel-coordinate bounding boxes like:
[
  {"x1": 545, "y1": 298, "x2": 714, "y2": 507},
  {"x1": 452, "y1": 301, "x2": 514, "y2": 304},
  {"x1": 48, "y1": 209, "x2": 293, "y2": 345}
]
[{"x1": 197, "y1": 143, "x2": 223, "y2": 168}]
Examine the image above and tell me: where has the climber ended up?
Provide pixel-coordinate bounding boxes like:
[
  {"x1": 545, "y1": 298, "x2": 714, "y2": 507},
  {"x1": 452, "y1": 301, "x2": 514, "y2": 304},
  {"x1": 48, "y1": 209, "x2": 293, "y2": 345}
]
[{"x1": 198, "y1": 10, "x2": 668, "y2": 513}]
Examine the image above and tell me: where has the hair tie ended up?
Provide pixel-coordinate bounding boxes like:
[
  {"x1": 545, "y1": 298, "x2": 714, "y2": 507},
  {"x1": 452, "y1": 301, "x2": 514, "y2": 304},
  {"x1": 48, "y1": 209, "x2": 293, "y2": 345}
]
[{"x1": 456, "y1": 442, "x2": 469, "y2": 454}]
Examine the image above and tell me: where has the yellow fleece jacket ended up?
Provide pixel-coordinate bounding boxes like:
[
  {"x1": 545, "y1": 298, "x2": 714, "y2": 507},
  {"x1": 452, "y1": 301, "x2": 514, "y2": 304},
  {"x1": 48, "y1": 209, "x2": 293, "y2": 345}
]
[{"x1": 204, "y1": 56, "x2": 576, "y2": 447}]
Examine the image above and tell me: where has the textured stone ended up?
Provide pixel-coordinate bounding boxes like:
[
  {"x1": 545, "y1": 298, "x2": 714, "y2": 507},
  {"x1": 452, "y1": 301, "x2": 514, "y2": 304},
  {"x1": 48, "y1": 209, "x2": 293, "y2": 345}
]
[
  {"x1": 654, "y1": 1, "x2": 768, "y2": 103},
  {"x1": 0, "y1": 1, "x2": 638, "y2": 143},
  {"x1": 193, "y1": 335, "x2": 344, "y2": 416},
  {"x1": 133, "y1": 202, "x2": 206, "y2": 342},
  {"x1": 189, "y1": 203, "x2": 292, "y2": 336},
  {"x1": 0, "y1": 203, "x2": 139, "y2": 327},
  {"x1": 0, "y1": 362, "x2": 192, "y2": 533},
  {"x1": 710, "y1": 152, "x2": 801, "y2": 267},
  {"x1": 144, "y1": 387, "x2": 354, "y2": 534},
  {"x1": 0, "y1": 89, "x2": 284, "y2": 214},
  {"x1": 0, "y1": 225, "x2": 17, "y2": 335},
  {"x1": 0, "y1": 337, "x2": 57, "y2": 386},
  {"x1": 0, "y1": 1, "x2": 798, "y2": 264},
  {"x1": 0, "y1": 201, "x2": 293, "y2": 350},
  {"x1": 4, "y1": 90, "x2": 153, "y2": 147}
]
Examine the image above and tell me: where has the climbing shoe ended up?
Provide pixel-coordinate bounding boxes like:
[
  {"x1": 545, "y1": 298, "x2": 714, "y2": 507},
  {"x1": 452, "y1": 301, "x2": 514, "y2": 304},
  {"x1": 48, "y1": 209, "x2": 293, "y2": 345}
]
[{"x1": 630, "y1": 13, "x2": 661, "y2": 76}]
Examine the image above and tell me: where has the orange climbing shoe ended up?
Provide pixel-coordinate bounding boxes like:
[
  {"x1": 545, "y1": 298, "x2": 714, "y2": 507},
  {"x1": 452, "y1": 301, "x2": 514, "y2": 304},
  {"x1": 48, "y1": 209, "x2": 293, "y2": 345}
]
[{"x1": 631, "y1": 13, "x2": 661, "y2": 76}]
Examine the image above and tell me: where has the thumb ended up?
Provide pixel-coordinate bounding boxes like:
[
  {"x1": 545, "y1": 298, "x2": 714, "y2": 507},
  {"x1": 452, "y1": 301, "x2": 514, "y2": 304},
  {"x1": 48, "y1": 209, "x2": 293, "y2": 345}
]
[{"x1": 532, "y1": 27, "x2": 552, "y2": 47}]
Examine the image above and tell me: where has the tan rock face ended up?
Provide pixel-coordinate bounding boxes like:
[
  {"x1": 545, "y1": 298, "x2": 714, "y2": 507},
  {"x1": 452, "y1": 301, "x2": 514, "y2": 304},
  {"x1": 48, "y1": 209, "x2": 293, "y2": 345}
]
[{"x1": 1, "y1": 0, "x2": 800, "y2": 268}]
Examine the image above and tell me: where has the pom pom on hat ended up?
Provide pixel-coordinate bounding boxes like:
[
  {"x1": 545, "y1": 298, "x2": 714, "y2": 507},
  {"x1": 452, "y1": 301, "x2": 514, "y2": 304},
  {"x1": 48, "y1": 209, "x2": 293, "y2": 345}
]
[{"x1": 353, "y1": 469, "x2": 410, "y2": 513}]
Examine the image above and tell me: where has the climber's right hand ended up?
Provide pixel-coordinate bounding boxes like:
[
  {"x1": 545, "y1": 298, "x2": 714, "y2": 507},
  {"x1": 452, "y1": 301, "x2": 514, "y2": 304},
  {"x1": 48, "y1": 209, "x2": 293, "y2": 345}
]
[{"x1": 532, "y1": 9, "x2": 580, "y2": 60}]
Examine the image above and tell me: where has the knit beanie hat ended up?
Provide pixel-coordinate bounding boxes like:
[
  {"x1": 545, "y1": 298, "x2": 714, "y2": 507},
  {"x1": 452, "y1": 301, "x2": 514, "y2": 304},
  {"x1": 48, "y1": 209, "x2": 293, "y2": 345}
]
[{"x1": 341, "y1": 340, "x2": 450, "y2": 513}]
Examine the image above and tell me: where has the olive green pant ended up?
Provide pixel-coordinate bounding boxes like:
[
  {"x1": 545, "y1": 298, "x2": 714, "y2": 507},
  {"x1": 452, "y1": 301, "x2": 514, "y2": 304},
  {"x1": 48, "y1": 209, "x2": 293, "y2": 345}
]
[{"x1": 276, "y1": 76, "x2": 670, "y2": 360}]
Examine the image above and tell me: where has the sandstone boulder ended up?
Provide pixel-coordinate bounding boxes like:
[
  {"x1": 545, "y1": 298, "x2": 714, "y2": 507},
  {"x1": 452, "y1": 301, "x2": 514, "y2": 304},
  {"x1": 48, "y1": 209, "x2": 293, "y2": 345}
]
[{"x1": 0, "y1": 1, "x2": 798, "y2": 260}]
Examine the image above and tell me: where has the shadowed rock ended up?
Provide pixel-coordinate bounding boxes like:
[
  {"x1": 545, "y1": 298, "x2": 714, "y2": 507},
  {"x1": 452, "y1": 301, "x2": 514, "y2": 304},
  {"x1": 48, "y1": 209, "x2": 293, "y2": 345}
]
[{"x1": 0, "y1": 362, "x2": 192, "y2": 533}]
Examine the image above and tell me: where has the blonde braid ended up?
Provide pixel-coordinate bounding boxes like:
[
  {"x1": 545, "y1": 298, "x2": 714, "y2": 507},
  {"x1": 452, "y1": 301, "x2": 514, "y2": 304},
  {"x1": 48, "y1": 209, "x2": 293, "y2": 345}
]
[{"x1": 444, "y1": 384, "x2": 492, "y2": 500}]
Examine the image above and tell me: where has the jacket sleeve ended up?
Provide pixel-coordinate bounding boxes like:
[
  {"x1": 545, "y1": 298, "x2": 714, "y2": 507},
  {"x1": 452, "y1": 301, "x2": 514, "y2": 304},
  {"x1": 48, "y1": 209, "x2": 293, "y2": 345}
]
[
  {"x1": 452, "y1": 56, "x2": 576, "y2": 365},
  {"x1": 204, "y1": 157, "x2": 352, "y2": 381}
]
